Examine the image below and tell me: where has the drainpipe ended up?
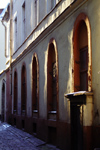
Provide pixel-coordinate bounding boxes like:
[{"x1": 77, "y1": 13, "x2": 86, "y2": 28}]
[
  {"x1": 1, "y1": 21, "x2": 7, "y2": 58},
  {"x1": 10, "y1": 0, "x2": 13, "y2": 95},
  {"x1": 10, "y1": 0, "x2": 13, "y2": 65}
]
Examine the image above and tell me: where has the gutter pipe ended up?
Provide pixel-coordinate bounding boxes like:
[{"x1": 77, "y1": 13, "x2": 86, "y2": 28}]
[{"x1": 10, "y1": 0, "x2": 13, "y2": 95}]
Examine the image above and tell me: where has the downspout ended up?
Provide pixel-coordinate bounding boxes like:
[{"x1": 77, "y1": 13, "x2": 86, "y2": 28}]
[
  {"x1": 1, "y1": 21, "x2": 7, "y2": 58},
  {"x1": 10, "y1": 0, "x2": 13, "y2": 66},
  {"x1": 10, "y1": 0, "x2": 13, "y2": 95}
]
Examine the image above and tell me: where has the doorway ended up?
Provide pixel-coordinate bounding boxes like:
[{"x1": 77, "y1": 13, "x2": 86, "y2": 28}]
[
  {"x1": 1, "y1": 83, "x2": 5, "y2": 122},
  {"x1": 71, "y1": 103, "x2": 83, "y2": 150}
]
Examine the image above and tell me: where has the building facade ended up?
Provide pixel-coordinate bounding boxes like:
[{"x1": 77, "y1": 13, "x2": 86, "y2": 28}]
[
  {"x1": 0, "y1": 8, "x2": 7, "y2": 122},
  {"x1": 1, "y1": 0, "x2": 100, "y2": 149}
]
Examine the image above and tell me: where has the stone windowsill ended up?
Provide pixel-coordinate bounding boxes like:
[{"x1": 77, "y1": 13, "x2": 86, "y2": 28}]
[{"x1": 65, "y1": 91, "x2": 93, "y2": 98}]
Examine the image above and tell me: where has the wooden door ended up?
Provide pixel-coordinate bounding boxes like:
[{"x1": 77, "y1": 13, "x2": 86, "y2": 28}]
[
  {"x1": 2, "y1": 83, "x2": 5, "y2": 122},
  {"x1": 71, "y1": 103, "x2": 83, "y2": 150}
]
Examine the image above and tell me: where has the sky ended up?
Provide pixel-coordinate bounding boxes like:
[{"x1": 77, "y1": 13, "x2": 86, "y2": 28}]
[{"x1": 0, "y1": 0, "x2": 10, "y2": 9}]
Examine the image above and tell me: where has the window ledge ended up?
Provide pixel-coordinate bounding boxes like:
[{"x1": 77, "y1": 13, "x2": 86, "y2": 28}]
[
  {"x1": 33, "y1": 110, "x2": 38, "y2": 113},
  {"x1": 48, "y1": 111, "x2": 57, "y2": 114},
  {"x1": 13, "y1": 110, "x2": 17, "y2": 114},
  {"x1": 65, "y1": 91, "x2": 93, "y2": 98},
  {"x1": 22, "y1": 110, "x2": 25, "y2": 112},
  {"x1": 13, "y1": 110, "x2": 17, "y2": 112}
]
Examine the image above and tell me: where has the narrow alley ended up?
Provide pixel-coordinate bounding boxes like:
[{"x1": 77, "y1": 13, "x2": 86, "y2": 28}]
[{"x1": 0, "y1": 122, "x2": 60, "y2": 150}]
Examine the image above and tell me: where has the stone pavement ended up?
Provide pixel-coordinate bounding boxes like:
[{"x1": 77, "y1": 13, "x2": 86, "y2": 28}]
[{"x1": 0, "y1": 122, "x2": 60, "y2": 150}]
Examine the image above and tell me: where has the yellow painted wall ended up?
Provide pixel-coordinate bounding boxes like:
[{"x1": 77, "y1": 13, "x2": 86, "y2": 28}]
[{"x1": 11, "y1": 0, "x2": 100, "y2": 126}]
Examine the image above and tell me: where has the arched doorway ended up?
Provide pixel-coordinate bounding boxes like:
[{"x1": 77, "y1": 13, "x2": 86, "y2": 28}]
[{"x1": 1, "y1": 83, "x2": 5, "y2": 122}]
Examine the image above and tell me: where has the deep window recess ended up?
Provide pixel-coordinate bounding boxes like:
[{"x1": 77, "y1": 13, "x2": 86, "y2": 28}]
[
  {"x1": 74, "y1": 21, "x2": 88, "y2": 92},
  {"x1": 35, "y1": 0, "x2": 38, "y2": 26},
  {"x1": 21, "y1": 65, "x2": 26, "y2": 115},
  {"x1": 14, "y1": 17, "x2": 17, "y2": 50},
  {"x1": 47, "y1": 43, "x2": 57, "y2": 112},
  {"x1": 52, "y1": 61, "x2": 57, "y2": 111},
  {"x1": 32, "y1": 57, "x2": 38, "y2": 111},
  {"x1": 80, "y1": 46, "x2": 88, "y2": 91},
  {"x1": 22, "y1": 2, "x2": 25, "y2": 41}
]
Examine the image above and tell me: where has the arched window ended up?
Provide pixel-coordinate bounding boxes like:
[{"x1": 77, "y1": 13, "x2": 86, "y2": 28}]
[
  {"x1": 32, "y1": 53, "x2": 39, "y2": 117},
  {"x1": 73, "y1": 13, "x2": 92, "y2": 92},
  {"x1": 21, "y1": 64, "x2": 27, "y2": 116},
  {"x1": 47, "y1": 39, "x2": 58, "y2": 120},
  {"x1": 14, "y1": 70, "x2": 17, "y2": 114}
]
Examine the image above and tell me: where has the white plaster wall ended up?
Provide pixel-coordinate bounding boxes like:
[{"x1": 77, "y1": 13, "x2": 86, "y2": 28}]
[
  {"x1": 88, "y1": 0, "x2": 100, "y2": 125},
  {"x1": 0, "y1": 21, "x2": 6, "y2": 72},
  {"x1": 12, "y1": 0, "x2": 74, "y2": 59},
  {"x1": 39, "y1": 0, "x2": 46, "y2": 22},
  {"x1": 12, "y1": 16, "x2": 73, "y2": 120},
  {"x1": 11, "y1": 0, "x2": 100, "y2": 125}
]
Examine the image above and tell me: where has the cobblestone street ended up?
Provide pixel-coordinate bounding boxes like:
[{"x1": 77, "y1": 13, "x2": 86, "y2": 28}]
[{"x1": 0, "y1": 122, "x2": 60, "y2": 150}]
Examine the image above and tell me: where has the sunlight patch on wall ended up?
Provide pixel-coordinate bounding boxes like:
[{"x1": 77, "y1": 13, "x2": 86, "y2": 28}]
[
  {"x1": 44, "y1": 50, "x2": 48, "y2": 115},
  {"x1": 64, "y1": 30, "x2": 73, "y2": 123}
]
